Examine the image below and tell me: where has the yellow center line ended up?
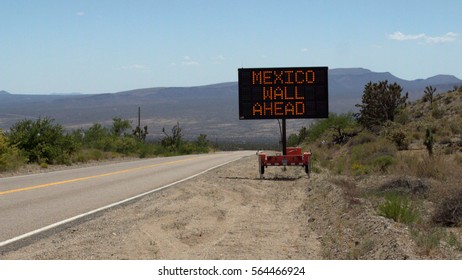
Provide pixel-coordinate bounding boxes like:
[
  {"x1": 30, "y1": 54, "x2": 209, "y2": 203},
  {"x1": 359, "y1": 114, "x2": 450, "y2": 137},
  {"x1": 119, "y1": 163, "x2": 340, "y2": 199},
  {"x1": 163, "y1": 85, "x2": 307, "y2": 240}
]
[{"x1": 0, "y1": 157, "x2": 199, "y2": 196}]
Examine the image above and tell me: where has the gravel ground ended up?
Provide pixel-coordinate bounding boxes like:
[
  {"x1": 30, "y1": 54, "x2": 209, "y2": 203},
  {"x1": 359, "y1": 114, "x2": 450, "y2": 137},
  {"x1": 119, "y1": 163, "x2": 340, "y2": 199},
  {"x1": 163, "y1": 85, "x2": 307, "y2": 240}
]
[
  {"x1": 3, "y1": 155, "x2": 460, "y2": 259},
  {"x1": 1, "y1": 156, "x2": 320, "y2": 259}
]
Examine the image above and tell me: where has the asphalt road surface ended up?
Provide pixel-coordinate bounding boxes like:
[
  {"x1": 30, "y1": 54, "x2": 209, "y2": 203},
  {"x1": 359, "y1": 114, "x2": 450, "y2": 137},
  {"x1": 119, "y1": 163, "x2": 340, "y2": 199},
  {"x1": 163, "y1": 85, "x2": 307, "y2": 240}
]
[{"x1": 0, "y1": 151, "x2": 253, "y2": 247}]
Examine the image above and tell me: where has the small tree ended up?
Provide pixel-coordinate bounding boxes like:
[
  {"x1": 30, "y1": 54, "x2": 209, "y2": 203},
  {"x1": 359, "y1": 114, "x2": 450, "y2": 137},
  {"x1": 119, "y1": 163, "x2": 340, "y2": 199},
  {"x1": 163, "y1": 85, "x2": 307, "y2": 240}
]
[
  {"x1": 111, "y1": 117, "x2": 132, "y2": 137},
  {"x1": 328, "y1": 113, "x2": 358, "y2": 144},
  {"x1": 423, "y1": 86, "x2": 437, "y2": 106},
  {"x1": 287, "y1": 126, "x2": 309, "y2": 146},
  {"x1": 84, "y1": 123, "x2": 109, "y2": 149},
  {"x1": 304, "y1": 113, "x2": 358, "y2": 144},
  {"x1": 196, "y1": 134, "x2": 208, "y2": 148},
  {"x1": 356, "y1": 80, "x2": 408, "y2": 130},
  {"x1": 162, "y1": 122, "x2": 183, "y2": 151},
  {"x1": 133, "y1": 125, "x2": 149, "y2": 142}
]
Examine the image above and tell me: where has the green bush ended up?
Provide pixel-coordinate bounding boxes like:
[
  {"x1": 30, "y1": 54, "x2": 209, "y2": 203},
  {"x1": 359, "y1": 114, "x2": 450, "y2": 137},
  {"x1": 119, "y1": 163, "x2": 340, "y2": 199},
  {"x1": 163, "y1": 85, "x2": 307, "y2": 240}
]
[
  {"x1": 83, "y1": 123, "x2": 110, "y2": 149},
  {"x1": 287, "y1": 133, "x2": 300, "y2": 147},
  {"x1": 350, "y1": 138, "x2": 397, "y2": 172},
  {"x1": 373, "y1": 155, "x2": 396, "y2": 172},
  {"x1": 115, "y1": 137, "x2": 138, "y2": 154},
  {"x1": 431, "y1": 104, "x2": 444, "y2": 119},
  {"x1": 388, "y1": 130, "x2": 409, "y2": 150},
  {"x1": 0, "y1": 130, "x2": 26, "y2": 171},
  {"x1": 305, "y1": 112, "x2": 357, "y2": 144},
  {"x1": 378, "y1": 192, "x2": 420, "y2": 224},
  {"x1": 2, "y1": 117, "x2": 212, "y2": 171},
  {"x1": 351, "y1": 162, "x2": 370, "y2": 176},
  {"x1": 7, "y1": 118, "x2": 78, "y2": 164}
]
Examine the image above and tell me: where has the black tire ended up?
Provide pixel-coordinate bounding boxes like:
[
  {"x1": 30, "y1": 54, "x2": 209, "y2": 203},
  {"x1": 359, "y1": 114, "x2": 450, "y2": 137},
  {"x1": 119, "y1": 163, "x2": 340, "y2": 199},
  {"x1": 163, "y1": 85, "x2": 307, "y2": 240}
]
[{"x1": 305, "y1": 162, "x2": 311, "y2": 177}]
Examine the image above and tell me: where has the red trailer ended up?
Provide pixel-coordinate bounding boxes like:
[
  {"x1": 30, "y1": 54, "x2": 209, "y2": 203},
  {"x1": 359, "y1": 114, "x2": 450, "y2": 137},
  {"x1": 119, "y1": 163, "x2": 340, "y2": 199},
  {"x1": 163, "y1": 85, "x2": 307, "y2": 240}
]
[{"x1": 258, "y1": 147, "x2": 312, "y2": 178}]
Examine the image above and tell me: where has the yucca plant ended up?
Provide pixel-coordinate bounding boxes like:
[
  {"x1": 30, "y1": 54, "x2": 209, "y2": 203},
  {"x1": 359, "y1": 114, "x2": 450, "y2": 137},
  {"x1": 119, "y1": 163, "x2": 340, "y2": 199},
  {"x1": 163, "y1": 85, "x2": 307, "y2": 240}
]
[{"x1": 378, "y1": 192, "x2": 420, "y2": 224}]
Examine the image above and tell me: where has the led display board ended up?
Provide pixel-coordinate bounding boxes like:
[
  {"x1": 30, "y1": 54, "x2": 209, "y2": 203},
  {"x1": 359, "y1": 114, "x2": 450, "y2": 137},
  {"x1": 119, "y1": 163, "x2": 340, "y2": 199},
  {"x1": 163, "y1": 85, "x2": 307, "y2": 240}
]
[{"x1": 238, "y1": 67, "x2": 328, "y2": 119}]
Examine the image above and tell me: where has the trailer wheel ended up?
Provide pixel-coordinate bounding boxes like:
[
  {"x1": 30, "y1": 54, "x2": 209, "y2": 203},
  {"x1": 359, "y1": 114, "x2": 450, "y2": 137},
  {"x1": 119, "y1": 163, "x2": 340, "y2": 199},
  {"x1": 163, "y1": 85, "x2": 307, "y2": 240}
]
[
  {"x1": 305, "y1": 162, "x2": 311, "y2": 177},
  {"x1": 259, "y1": 164, "x2": 265, "y2": 179},
  {"x1": 258, "y1": 156, "x2": 265, "y2": 179}
]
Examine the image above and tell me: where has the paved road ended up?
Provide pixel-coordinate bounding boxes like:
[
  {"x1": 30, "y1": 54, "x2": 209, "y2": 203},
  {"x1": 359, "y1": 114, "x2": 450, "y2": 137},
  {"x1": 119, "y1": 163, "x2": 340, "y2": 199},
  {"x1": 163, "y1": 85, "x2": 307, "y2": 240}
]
[{"x1": 0, "y1": 151, "x2": 254, "y2": 245}]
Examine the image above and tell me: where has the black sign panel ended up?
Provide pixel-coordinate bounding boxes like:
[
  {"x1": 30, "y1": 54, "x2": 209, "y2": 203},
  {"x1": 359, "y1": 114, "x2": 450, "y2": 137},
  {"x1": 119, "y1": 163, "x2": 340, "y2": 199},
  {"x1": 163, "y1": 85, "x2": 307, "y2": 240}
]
[{"x1": 238, "y1": 67, "x2": 328, "y2": 119}]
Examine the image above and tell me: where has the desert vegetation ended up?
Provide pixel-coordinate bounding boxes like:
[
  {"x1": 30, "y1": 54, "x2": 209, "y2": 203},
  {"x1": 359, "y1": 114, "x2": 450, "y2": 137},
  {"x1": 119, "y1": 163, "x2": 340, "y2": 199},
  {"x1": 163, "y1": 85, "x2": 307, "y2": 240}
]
[
  {"x1": 297, "y1": 81, "x2": 462, "y2": 258},
  {"x1": 0, "y1": 117, "x2": 211, "y2": 171}
]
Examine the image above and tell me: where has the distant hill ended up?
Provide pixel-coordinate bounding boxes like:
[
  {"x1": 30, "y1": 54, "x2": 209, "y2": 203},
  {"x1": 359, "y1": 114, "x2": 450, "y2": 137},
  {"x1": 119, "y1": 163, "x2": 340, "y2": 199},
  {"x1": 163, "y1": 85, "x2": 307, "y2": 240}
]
[{"x1": 1, "y1": 68, "x2": 461, "y2": 142}]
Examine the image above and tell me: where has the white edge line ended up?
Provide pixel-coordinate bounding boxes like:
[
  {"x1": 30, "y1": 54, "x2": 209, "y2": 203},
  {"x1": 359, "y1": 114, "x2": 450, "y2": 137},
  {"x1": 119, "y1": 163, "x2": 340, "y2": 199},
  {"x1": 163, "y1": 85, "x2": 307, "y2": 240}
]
[{"x1": 0, "y1": 156, "x2": 244, "y2": 249}]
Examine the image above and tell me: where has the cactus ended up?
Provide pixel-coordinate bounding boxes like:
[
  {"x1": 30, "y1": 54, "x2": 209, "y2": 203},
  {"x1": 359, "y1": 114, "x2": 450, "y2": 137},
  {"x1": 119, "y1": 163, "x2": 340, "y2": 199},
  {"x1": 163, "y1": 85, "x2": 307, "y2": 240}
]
[{"x1": 423, "y1": 128, "x2": 434, "y2": 157}]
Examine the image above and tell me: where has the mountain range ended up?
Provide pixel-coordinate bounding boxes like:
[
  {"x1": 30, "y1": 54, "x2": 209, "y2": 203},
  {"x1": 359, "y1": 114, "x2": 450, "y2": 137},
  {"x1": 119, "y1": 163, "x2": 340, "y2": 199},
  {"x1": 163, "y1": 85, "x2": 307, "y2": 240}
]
[{"x1": 1, "y1": 68, "x2": 461, "y2": 142}]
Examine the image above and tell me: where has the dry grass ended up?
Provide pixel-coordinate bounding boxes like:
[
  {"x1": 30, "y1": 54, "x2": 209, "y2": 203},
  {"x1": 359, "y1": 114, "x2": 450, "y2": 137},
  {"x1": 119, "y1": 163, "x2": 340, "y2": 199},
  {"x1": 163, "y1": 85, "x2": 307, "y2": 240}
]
[
  {"x1": 304, "y1": 89, "x2": 462, "y2": 258},
  {"x1": 391, "y1": 153, "x2": 459, "y2": 180}
]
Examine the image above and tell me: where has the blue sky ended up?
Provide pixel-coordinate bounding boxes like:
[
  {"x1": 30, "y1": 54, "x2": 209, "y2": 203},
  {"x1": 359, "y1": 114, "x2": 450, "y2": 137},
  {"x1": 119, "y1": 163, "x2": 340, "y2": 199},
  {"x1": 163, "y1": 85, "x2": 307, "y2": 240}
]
[{"x1": 1, "y1": 0, "x2": 461, "y2": 94}]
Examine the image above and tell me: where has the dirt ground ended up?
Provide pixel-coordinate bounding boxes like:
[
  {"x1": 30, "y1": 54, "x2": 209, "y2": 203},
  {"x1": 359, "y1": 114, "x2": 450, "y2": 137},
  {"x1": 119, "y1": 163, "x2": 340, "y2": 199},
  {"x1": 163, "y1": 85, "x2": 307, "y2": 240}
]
[
  {"x1": 1, "y1": 155, "x2": 320, "y2": 259},
  {"x1": 2, "y1": 155, "x2": 460, "y2": 260}
]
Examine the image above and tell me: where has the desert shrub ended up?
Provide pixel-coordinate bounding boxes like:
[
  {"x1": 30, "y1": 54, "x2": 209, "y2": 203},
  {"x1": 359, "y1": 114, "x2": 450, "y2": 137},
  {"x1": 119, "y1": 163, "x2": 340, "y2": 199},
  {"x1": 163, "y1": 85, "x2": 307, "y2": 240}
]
[
  {"x1": 0, "y1": 130, "x2": 26, "y2": 171},
  {"x1": 194, "y1": 134, "x2": 210, "y2": 153},
  {"x1": 351, "y1": 162, "x2": 370, "y2": 176},
  {"x1": 114, "y1": 136, "x2": 138, "y2": 154},
  {"x1": 83, "y1": 123, "x2": 110, "y2": 149},
  {"x1": 348, "y1": 131, "x2": 377, "y2": 146},
  {"x1": 379, "y1": 176, "x2": 429, "y2": 197},
  {"x1": 378, "y1": 192, "x2": 420, "y2": 224},
  {"x1": 431, "y1": 104, "x2": 444, "y2": 119},
  {"x1": 178, "y1": 142, "x2": 195, "y2": 154},
  {"x1": 333, "y1": 156, "x2": 347, "y2": 174},
  {"x1": 447, "y1": 232, "x2": 462, "y2": 251},
  {"x1": 373, "y1": 155, "x2": 396, "y2": 172},
  {"x1": 414, "y1": 156, "x2": 446, "y2": 179},
  {"x1": 73, "y1": 149, "x2": 105, "y2": 163},
  {"x1": 288, "y1": 127, "x2": 308, "y2": 146},
  {"x1": 179, "y1": 138, "x2": 211, "y2": 155},
  {"x1": 394, "y1": 108, "x2": 410, "y2": 125},
  {"x1": 448, "y1": 118, "x2": 462, "y2": 134},
  {"x1": 162, "y1": 122, "x2": 183, "y2": 152},
  {"x1": 388, "y1": 130, "x2": 409, "y2": 150},
  {"x1": 411, "y1": 227, "x2": 444, "y2": 256},
  {"x1": 0, "y1": 148, "x2": 26, "y2": 171},
  {"x1": 350, "y1": 138, "x2": 397, "y2": 173},
  {"x1": 137, "y1": 143, "x2": 163, "y2": 158},
  {"x1": 110, "y1": 117, "x2": 131, "y2": 137},
  {"x1": 8, "y1": 118, "x2": 78, "y2": 164},
  {"x1": 393, "y1": 154, "x2": 450, "y2": 180},
  {"x1": 432, "y1": 190, "x2": 462, "y2": 227},
  {"x1": 305, "y1": 112, "x2": 358, "y2": 144}
]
